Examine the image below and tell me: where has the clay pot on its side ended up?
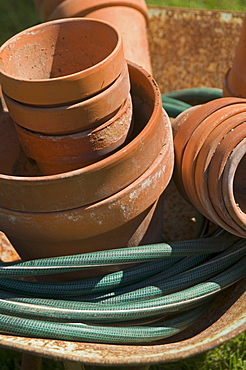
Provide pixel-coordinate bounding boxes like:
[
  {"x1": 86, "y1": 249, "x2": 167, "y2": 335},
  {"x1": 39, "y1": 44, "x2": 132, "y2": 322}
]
[
  {"x1": 223, "y1": 16, "x2": 246, "y2": 98},
  {"x1": 47, "y1": 0, "x2": 152, "y2": 73},
  {"x1": 14, "y1": 95, "x2": 133, "y2": 175},
  {"x1": 3, "y1": 64, "x2": 131, "y2": 134},
  {"x1": 172, "y1": 98, "x2": 246, "y2": 238},
  {"x1": 0, "y1": 18, "x2": 125, "y2": 105}
]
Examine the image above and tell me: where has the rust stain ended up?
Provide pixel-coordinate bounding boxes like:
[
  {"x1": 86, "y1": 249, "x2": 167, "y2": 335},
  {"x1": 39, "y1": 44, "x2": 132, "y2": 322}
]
[{"x1": 148, "y1": 7, "x2": 244, "y2": 93}]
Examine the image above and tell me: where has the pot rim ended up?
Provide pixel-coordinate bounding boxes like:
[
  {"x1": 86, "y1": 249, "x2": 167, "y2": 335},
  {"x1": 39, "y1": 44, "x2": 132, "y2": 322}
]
[
  {"x1": 207, "y1": 120, "x2": 246, "y2": 237},
  {"x1": 14, "y1": 95, "x2": 133, "y2": 166},
  {"x1": 194, "y1": 108, "x2": 246, "y2": 223},
  {"x1": 3, "y1": 63, "x2": 130, "y2": 134},
  {"x1": 0, "y1": 18, "x2": 125, "y2": 105},
  {"x1": 181, "y1": 103, "x2": 246, "y2": 213},
  {"x1": 47, "y1": 0, "x2": 149, "y2": 22},
  {"x1": 222, "y1": 137, "x2": 246, "y2": 230}
]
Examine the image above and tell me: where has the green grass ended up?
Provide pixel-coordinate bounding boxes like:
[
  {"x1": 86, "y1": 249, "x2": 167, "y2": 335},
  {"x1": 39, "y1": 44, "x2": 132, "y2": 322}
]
[
  {"x1": 0, "y1": 0, "x2": 245, "y2": 369},
  {"x1": 147, "y1": 0, "x2": 245, "y2": 11}
]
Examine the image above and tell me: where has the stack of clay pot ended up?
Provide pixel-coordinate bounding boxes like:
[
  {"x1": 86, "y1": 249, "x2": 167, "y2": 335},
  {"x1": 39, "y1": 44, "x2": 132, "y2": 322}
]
[
  {"x1": 0, "y1": 18, "x2": 174, "y2": 280},
  {"x1": 223, "y1": 15, "x2": 246, "y2": 98},
  {"x1": 172, "y1": 97, "x2": 246, "y2": 238},
  {"x1": 32, "y1": 0, "x2": 152, "y2": 73},
  {"x1": 1, "y1": 18, "x2": 133, "y2": 175}
]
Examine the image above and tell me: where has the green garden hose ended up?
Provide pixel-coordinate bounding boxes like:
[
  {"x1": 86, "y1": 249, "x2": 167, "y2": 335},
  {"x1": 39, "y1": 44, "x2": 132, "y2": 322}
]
[{"x1": 0, "y1": 87, "x2": 244, "y2": 344}]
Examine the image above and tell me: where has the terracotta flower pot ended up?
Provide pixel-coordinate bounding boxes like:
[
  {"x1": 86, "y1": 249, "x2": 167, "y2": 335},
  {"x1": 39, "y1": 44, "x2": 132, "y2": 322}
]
[
  {"x1": 45, "y1": 0, "x2": 148, "y2": 20},
  {"x1": 207, "y1": 120, "x2": 246, "y2": 237},
  {"x1": 172, "y1": 98, "x2": 246, "y2": 238},
  {"x1": 47, "y1": 0, "x2": 152, "y2": 73},
  {"x1": 0, "y1": 18, "x2": 126, "y2": 105},
  {"x1": 3, "y1": 64, "x2": 131, "y2": 134},
  {"x1": 172, "y1": 97, "x2": 246, "y2": 202},
  {"x1": 194, "y1": 108, "x2": 246, "y2": 234},
  {"x1": 14, "y1": 95, "x2": 133, "y2": 175},
  {"x1": 0, "y1": 138, "x2": 173, "y2": 280},
  {"x1": 0, "y1": 62, "x2": 173, "y2": 214},
  {"x1": 223, "y1": 15, "x2": 246, "y2": 98},
  {"x1": 181, "y1": 103, "x2": 246, "y2": 216}
]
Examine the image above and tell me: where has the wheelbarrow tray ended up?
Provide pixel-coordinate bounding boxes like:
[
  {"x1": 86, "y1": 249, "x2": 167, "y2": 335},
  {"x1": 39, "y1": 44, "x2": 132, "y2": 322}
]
[{"x1": 0, "y1": 5, "x2": 245, "y2": 368}]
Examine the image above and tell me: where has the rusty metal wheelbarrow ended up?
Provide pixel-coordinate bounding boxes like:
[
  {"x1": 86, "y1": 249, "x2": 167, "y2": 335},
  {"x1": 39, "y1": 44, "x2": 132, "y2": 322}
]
[{"x1": 0, "y1": 6, "x2": 245, "y2": 370}]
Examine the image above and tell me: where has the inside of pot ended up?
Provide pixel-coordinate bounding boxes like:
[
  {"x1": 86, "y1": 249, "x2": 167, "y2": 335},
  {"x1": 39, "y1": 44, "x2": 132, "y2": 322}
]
[
  {"x1": 234, "y1": 153, "x2": 246, "y2": 214},
  {"x1": 0, "y1": 20, "x2": 119, "y2": 80}
]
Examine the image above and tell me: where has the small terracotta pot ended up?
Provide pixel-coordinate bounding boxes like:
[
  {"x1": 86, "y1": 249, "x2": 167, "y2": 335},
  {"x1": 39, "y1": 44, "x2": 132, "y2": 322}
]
[
  {"x1": 15, "y1": 95, "x2": 133, "y2": 175},
  {"x1": 223, "y1": 16, "x2": 246, "y2": 98},
  {"x1": 3, "y1": 64, "x2": 130, "y2": 134},
  {"x1": 0, "y1": 18, "x2": 125, "y2": 105},
  {"x1": 47, "y1": 0, "x2": 152, "y2": 73},
  {"x1": 0, "y1": 62, "x2": 172, "y2": 213},
  {"x1": 172, "y1": 98, "x2": 246, "y2": 238}
]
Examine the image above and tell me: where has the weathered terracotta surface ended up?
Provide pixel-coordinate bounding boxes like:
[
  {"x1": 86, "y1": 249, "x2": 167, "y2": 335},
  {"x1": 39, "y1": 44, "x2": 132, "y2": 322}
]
[
  {"x1": 0, "y1": 18, "x2": 125, "y2": 105},
  {"x1": 14, "y1": 95, "x2": 133, "y2": 175},
  {"x1": 223, "y1": 15, "x2": 246, "y2": 98},
  {"x1": 0, "y1": 138, "x2": 173, "y2": 278},
  {"x1": 195, "y1": 108, "x2": 246, "y2": 233},
  {"x1": 47, "y1": 0, "x2": 152, "y2": 73},
  {"x1": 0, "y1": 62, "x2": 170, "y2": 212},
  {"x1": 3, "y1": 63, "x2": 130, "y2": 134},
  {"x1": 172, "y1": 98, "x2": 246, "y2": 238},
  {"x1": 207, "y1": 121, "x2": 246, "y2": 236}
]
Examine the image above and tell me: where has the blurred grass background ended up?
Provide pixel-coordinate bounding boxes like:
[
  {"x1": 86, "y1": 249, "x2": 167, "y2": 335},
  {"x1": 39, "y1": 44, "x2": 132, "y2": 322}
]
[{"x1": 0, "y1": 0, "x2": 245, "y2": 369}]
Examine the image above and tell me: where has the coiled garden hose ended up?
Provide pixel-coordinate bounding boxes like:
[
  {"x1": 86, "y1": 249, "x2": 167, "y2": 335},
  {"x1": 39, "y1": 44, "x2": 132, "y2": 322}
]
[{"x1": 0, "y1": 87, "x2": 245, "y2": 345}]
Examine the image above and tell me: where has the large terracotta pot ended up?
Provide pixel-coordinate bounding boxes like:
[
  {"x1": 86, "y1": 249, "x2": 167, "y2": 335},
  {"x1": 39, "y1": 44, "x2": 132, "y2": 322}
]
[
  {"x1": 46, "y1": 0, "x2": 152, "y2": 73},
  {"x1": 0, "y1": 137, "x2": 173, "y2": 280},
  {"x1": 172, "y1": 98, "x2": 246, "y2": 238},
  {"x1": 0, "y1": 18, "x2": 125, "y2": 105},
  {"x1": 0, "y1": 67, "x2": 174, "y2": 280},
  {"x1": 14, "y1": 95, "x2": 133, "y2": 175},
  {"x1": 223, "y1": 15, "x2": 246, "y2": 98},
  {"x1": 3, "y1": 64, "x2": 130, "y2": 134}
]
